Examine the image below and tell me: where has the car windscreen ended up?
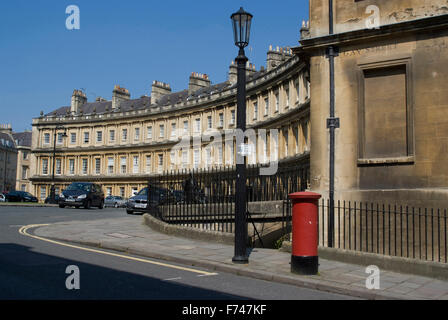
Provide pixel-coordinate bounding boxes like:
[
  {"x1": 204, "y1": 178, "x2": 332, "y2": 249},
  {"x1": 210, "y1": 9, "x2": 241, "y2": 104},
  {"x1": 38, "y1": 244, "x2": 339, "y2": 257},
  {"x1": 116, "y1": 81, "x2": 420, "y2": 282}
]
[
  {"x1": 66, "y1": 183, "x2": 91, "y2": 192},
  {"x1": 137, "y1": 188, "x2": 148, "y2": 196}
]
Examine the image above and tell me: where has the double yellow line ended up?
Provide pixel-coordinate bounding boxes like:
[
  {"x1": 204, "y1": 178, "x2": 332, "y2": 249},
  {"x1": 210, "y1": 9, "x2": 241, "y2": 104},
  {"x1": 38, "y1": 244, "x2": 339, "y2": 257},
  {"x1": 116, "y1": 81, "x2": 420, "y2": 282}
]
[{"x1": 19, "y1": 224, "x2": 217, "y2": 276}]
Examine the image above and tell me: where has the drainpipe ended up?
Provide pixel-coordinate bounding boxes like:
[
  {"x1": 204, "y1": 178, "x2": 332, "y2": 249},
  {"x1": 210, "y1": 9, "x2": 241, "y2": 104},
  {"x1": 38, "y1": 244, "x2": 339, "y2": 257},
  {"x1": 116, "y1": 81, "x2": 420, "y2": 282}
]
[{"x1": 326, "y1": 0, "x2": 339, "y2": 248}]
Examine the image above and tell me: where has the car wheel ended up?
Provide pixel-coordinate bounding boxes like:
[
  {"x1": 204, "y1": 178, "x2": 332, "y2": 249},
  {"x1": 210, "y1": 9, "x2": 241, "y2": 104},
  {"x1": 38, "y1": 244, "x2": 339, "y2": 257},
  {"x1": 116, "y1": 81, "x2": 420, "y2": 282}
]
[
  {"x1": 98, "y1": 200, "x2": 104, "y2": 209},
  {"x1": 114, "y1": 203, "x2": 118, "y2": 208},
  {"x1": 126, "y1": 210, "x2": 133, "y2": 215},
  {"x1": 59, "y1": 204, "x2": 65, "y2": 208},
  {"x1": 84, "y1": 200, "x2": 91, "y2": 209}
]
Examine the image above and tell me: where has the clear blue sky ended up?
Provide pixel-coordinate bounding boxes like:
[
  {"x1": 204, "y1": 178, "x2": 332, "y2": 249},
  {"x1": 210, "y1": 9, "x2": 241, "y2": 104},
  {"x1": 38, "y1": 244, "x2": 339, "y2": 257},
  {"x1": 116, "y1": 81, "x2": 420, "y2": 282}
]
[{"x1": 0, "y1": 0, "x2": 309, "y2": 132}]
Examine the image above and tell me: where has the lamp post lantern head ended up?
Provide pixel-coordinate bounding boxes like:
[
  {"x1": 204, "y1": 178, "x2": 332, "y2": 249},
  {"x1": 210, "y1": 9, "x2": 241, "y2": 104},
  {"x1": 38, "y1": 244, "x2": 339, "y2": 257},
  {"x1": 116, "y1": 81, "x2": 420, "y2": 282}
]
[{"x1": 231, "y1": 7, "x2": 253, "y2": 49}]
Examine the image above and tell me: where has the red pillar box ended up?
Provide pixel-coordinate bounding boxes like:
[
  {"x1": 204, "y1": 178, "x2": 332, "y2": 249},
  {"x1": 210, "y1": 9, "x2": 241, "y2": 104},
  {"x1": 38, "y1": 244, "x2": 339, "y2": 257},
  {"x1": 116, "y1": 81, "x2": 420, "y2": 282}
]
[{"x1": 288, "y1": 192, "x2": 321, "y2": 275}]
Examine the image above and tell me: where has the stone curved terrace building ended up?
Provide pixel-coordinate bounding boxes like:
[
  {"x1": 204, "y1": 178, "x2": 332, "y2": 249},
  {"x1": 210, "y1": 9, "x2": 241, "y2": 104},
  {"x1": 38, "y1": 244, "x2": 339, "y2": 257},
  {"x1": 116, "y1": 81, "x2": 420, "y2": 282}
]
[{"x1": 30, "y1": 46, "x2": 311, "y2": 200}]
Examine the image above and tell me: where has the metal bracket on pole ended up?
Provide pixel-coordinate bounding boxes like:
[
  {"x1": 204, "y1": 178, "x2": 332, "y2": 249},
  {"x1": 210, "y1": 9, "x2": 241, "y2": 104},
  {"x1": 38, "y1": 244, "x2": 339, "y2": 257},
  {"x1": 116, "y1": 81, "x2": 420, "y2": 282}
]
[
  {"x1": 325, "y1": 46, "x2": 339, "y2": 58},
  {"x1": 326, "y1": 117, "x2": 340, "y2": 129}
]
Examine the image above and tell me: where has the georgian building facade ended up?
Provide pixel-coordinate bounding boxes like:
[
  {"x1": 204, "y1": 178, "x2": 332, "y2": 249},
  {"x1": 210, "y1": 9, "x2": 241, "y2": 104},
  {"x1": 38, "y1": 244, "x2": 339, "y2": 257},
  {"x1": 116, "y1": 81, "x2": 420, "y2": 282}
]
[
  {"x1": 13, "y1": 131, "x2": 32, "y2": 192},
  {"x1": 0, "y1": 124, "x2": 18, "y2": 193},
  {"x1": 298, "y1": 0, "x2": 448, "y2": 208},
  {"x1": 30, "y1": 47, "x2": 311, "y2": 201}
]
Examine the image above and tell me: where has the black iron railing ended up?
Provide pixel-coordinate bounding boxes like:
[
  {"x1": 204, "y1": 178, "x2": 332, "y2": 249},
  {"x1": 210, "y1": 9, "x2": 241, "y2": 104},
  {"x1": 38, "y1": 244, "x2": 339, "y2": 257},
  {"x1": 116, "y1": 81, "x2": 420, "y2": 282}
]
[
  {"x1": 146, "y1": 156, "x2": 310, "y2": 236},
  {"x1": 315, "y1": 200, "x2": 448, "y2": 263}
]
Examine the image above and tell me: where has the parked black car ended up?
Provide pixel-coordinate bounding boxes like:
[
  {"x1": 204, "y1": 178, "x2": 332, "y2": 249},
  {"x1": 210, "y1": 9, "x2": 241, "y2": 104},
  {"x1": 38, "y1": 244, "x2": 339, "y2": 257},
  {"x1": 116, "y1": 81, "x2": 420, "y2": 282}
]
[
  {"x1": 59, "y1": 182, "x2": 104, "y2": 209},
  {"x1": 126, "y1": 185, "x2": 171, "y2": 215},
  {"x1": 4, "y1": 191, "x2": 38, "y2": 203}
]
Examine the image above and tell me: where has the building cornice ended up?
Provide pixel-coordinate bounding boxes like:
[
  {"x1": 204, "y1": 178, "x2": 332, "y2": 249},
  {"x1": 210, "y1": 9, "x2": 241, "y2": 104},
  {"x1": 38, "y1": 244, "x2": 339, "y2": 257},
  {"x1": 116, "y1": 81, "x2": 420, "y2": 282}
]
[{"x1": 295, "y1": 14, "x2": 448, "y2": 53}]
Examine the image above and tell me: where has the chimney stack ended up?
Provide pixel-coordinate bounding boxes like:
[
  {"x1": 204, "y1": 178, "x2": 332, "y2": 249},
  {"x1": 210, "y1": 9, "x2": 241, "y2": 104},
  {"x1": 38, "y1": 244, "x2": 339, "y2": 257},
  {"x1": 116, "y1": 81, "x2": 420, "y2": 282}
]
[
  {"x1": 71, "y1": 89, "x2": 87, "y2": 114},
  {"x1": 228, "y1": 61, "x2": 238, "y2": 84},
  {"x1": 266, "y1": 45, "x2": 293, "y2": 71},
  {"x1": 300, "y1": 20, "x2": 310, "y2": 40},
  {"x1": 151, "y1": 80, "x2": 172, "y2": 102},
  {"x1": 0, "y1": 124, "x2": 12, "y2": 134},
  {"x1": 228, "y1": 61, "x2": 257, "y2": 84},
  {"x1": 112, "y1": 85, "x2": 130, "y2": 109},
  {"x1": 188, "y1": 72, "x2": 211, "y2": 95}
]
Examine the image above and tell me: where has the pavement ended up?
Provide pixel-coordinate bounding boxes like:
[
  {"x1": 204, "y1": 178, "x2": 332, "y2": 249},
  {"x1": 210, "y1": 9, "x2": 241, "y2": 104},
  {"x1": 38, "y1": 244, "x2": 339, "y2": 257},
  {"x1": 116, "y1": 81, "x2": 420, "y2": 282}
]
[{"x1": 31, "y1": 215, "x2": 448, "y2": 300}]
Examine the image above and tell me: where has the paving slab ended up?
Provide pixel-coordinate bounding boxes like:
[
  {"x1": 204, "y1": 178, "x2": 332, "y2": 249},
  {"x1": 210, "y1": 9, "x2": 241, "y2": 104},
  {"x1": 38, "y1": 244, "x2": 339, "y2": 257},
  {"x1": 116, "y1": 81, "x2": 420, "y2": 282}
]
[{"x1": 31, "y1": 216, "x2": 448, "y2": 300}]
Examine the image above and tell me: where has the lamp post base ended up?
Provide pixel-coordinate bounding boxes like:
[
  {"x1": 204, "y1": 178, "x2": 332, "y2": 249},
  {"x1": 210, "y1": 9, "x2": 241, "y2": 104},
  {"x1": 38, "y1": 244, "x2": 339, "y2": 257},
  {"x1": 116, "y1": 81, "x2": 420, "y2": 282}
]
[{"x1": 232, "y1": 255, "x2": 249, "y2": 264}]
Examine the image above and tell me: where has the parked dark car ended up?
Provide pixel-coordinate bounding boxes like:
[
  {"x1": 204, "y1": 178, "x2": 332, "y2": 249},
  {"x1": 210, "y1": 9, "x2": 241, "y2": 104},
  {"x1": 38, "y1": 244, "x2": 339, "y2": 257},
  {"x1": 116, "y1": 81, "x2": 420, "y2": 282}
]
[
  {"x1": 44, "y1": 195, "x2": 61, "y2": 204},
  {"x1": 59, "y1": 182, "x2": 104, "y2": 209},
  {"x1": 4, "y1": 191, "x2": 38, "y2": 203},
  {"x1": 126, "y1": 185, "x2": 170, "y2": 215},
  {"x1": 105, "y1": 196, "x2": 127, "y2": 208}
]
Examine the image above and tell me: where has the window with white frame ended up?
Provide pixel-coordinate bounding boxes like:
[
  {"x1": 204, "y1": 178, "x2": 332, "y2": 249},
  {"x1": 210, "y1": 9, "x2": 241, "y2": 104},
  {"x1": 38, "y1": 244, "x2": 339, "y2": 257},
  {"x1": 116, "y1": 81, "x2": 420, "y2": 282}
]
[
  {"x1": 285, "y1": 87, "x2": 290, "y2": 108},
  {"x1": 264, "y1": 97, "x2": 269, "y2": 116},
  {"x1": 231, "y1": 110, "x2": 236, "y2": 125},
  {"x1": 145, "y1": 155, "x2": 151, "y2": 173},
  {"x1": 96, "y1": 131, "x2": 102, "y2": 143},
  {"x1": 70, "y1": 132, "x2": 76, "y2": 144},
  {"x1": 227, "y1": 142, "x2": 234, "y2": 165},
  {"x1": 261, "y1": 138, "x2": 268, "y2": 163},
  {"x1": 135, "y1": 128, "x2": 140, "y2": 141},
  {"x1": 182, "y1": 150, "x2": 188, "y2": 168},
  {"x1": 57, "y1": 133, "x2": 64, "y2": 144},
  {"x1": 170, "y1": 151, "x2": 175, "y2": 169},
  {"x1": 107, "y1": 157, "x2": 114, "y2": 174},
  {"x1": 106, "y1": 187, "x2": 112, "y2": 197},
  {"x1": 43, "y1": 133, "x2": 50, "y2": 145},
  {"x1": 95, "y1": 158, "x2": 101, "y2": 174},
  {"x1": 133, "y1": 156, "x2": 139, "y2": 174},
  {"x1": 109, "y1": 130, "x2": 115, "y2": 142},
  {"x1": 42, "y1": 159, "x2": 48, "y2": 175},
  {"x1": 158, "y1": 154, "x2": 163, "y2": 173},
  {"x1": 275, "y1": 92, "x2": 279, "y2": 112},
  {"x1": 120, "y1": 157, "x2": 127, "y2": 174},
  {"x1": 22, "y1": 166, "x2": 28, "y2": 179},
  {"x1": 119, "y1": 187, "x2": 125, "y2": 197},
  {"x1": 147, "y1": 126, "x2": 152, "y2": 139},
  {"x1": 183, "y1": 121, "x2": 189, "y2": 135},
  {"x1": 195, "y1": 118, "x2": 201, "y2": 133},
  {"x1": 122, "y1": 128, "x2": 128, "y2": 141},
  {"x1": 193, "y1": 149, "x2": 200, "y2": 168},
  {"x1": 295, "y1": 80, "x2": 300, "y2": 102},
  {"x1": 207, "y1": 116, "x2": 212, "y2": 129},
  {"x1": 171, "y1": 123, "x2": 176, "y2": 137},
  {"x1": 56, "y1": 159, "x2": 62, "y2": 175},
  {"x1": 253, "y1": 102, "x2": 258, "y2": 120},
  {"x1": 159, "y1": 124, "x2": 165, "y2": 138},
  {"x1": 219, "y1": 113, "x2": 224, "y2": 128},
  {"x1": 69, "y1": 159, "x2": 75, "y2": 175},
  {"x1": 84, "y1": 132, "x2": 89, "y2": 143},
  {"x1": 205, "y1": 148, "x2": 211, "y2": 167},
  {"x1": 217, "y1": 145, "x2": 223, "y2": 165},
  {"x1": 82, "y1": 158, "x2": 88, "y2": 175}
]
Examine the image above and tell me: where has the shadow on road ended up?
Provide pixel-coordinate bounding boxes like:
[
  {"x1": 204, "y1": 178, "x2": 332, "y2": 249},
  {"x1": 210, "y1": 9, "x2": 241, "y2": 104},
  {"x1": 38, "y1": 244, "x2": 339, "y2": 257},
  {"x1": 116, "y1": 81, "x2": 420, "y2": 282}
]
[{"x1": 0, "y1": 243, "x2": 248, "y2": 300}]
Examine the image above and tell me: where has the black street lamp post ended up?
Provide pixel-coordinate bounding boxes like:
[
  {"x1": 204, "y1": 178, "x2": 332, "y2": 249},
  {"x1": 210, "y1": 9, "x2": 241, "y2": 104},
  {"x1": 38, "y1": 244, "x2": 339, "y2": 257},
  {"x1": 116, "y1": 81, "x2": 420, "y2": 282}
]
[
  {"x1": 50, "y1": 125, "x2": 67, "y2": 204},
  {"x1": 231, "y1": 7, "x2": 253, "y2": 264}
]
